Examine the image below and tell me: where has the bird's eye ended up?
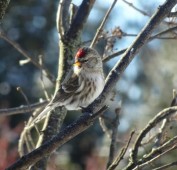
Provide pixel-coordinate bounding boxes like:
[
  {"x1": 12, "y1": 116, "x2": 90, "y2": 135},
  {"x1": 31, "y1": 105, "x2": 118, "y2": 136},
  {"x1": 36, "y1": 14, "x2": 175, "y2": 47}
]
[{"x1": 82, "y1": 59, "x2": 88, "y2": 63}]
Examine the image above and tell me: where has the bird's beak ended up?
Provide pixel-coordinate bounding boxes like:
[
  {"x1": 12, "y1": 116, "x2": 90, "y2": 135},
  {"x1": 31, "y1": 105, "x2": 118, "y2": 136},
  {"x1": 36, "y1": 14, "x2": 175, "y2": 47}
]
[{"x1": 73, "y1": 61, "x2": 82, "y2": 67}]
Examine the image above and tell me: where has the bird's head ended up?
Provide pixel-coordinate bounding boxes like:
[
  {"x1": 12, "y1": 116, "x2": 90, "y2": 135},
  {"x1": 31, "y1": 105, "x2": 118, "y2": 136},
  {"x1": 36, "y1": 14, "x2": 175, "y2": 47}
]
[{"x1": 73, "y1": 47, "x2": 102, "y2": 73}]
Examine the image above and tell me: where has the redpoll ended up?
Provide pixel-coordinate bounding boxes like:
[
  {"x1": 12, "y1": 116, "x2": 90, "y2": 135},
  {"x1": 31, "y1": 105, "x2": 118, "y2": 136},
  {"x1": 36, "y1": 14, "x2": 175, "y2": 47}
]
[{"x1": 33, "y1": 47, "x2": 105, "y2": 122}]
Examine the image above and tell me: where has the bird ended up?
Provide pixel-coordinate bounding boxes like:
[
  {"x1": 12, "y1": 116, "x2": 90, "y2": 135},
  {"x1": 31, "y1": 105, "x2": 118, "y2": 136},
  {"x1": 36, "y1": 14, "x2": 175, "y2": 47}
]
[{"x1": 33, "y1": 47, "x2": 105, "y2": 123}]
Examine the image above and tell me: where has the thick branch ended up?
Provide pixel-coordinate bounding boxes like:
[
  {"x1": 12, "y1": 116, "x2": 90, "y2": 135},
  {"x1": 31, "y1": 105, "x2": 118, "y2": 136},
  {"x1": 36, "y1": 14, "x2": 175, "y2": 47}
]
[
  {"x1": 86, "y1": 0, "x2": 177, "y2": 114},
  {"x1": 65, "y1": 0, "x2": 95, "y2": 42},
  {"x1": 6, "y1": 106, "x2": 108, "y2": 170},
  {"x1": 56, "y1": 0, "x2": 72, "y2": 38}
]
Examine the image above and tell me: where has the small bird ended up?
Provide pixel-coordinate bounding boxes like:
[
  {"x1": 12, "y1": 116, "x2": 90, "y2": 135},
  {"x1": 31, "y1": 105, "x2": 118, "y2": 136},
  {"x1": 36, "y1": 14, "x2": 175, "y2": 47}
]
[{"x1": 33, "y1": 47, "x2": 105, "y2": 123}]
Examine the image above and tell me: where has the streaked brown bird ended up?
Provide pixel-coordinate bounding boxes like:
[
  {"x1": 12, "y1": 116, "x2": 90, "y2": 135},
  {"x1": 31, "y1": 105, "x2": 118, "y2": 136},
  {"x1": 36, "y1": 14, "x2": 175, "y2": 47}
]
[{"x1": 34, "y1": 47, "x2": 105, "y2": 122}]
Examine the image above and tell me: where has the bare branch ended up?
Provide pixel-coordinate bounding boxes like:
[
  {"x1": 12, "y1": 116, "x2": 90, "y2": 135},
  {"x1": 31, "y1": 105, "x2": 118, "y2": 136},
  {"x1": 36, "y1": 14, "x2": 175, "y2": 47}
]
[
  {"x1": 103, "y1": 25, "x2": 177, "y2": 63},
  {"x1": 152, "y1": 161, "x2": 177, "y2": 170},
  {"x1": 56, "y1": 0, "x2": 72, "y2": 39},
  {"x1": 122, "y1": 0, "x2": 176, "y2": 25},
  {"x1": 108, "y1": 131, "x2": 135, "y2": 170},
  {"x1": 133, "y1": 139, "x2": 177, "y2": 170},
  {"x1": 150, "y1": 26, "x2": 177, "y2": 39},
  {"x1": 0, "y1": 101, "x2": 48, "y2": 116},
  {"x1": 86, "y1": 0, "x2": 177, "y2": 115},
  {"x1": 90, "y1": 0, "x2": 118, "y2": 48},
  {"x1": 65, "y1": 0, "x2": 96, "y2": 43},
  {"x1": 103, "y1": 48, "x2": 127, "y2": 62},
  {"x1": 39, "y1": 54, "x2": 50, "y2": 101},
  {"x1": 6, "y1": 106, "x2": 108, "y2": 170},
  {"x1": 122, "y1": 0, "x2": 150, "y2": 17},
  {"x1": 126, "y1": 107, "x2": 177, "y2": 170},
  {"x1": 69, "y1": 3, "x2": 78, "y2": 25},
  {"x1": 168, "y1": 11, "x2": 177, "y2": 18},
  {"x1": 0, "y1": 31, "x2": 55, "y2": 83}
]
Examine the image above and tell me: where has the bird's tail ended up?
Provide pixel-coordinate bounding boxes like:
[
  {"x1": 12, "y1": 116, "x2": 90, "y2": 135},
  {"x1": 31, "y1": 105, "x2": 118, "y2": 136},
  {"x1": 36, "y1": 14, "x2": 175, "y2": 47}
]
[{"x1": 32, "y1": 102, "x2": 59, "y2": 124}]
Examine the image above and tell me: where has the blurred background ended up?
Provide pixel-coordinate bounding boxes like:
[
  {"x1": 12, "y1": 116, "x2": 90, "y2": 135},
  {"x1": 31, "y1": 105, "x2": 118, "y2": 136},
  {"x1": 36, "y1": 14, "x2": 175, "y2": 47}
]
[{"x1": 0, "y1": 0, "x2": 177, "y2": 169}]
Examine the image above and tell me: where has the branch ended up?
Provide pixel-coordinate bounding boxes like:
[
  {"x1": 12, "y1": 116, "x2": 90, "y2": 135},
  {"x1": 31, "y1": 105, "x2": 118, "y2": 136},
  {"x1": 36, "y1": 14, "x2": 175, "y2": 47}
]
[
  {"x1": 152, "y1": 161, "x2": 177, "y2": 170},
  {"x1": 150, "y1": 26, "x2": 177, "y2": 39},
  {"x1": 0, "y1": 32, "x2": 55, "y2": 83},
  {"x1": 86, "y1": 0, "x2": 177, "y2": 114},
  {"x1": 90, "y1": 0, "x2": 118, "y2": 47},
  {"x1": 122, "y1": 0, "x2": 175, "y2": 26},
  {"x1": 0, "y1": 101, "x2": 47, "y2": 116},
  {"x1": 102, "y1": 48, "x2": 127, "y2": 62},
  {"x1": 108, "y1": 131, "x2": 135, "y2": 170},
  {"x1": 122, "y1": 0, "x2": 150, "y2": 17},
  {"x1": 133, "y1": 139, "x2": 177, "y2": 170},
  {"x1": 103, "y1": 25, "x2": 177, "y2": 63},
  {"x1": 125, "y1": 107, "x2": 177, "y2": 170},
  {"x1": 168, "y1": 11, "x2": 177, "y2": 18},
  {"x1": 6, "y1": 106, "x2": 108, "y2": 170},
  {"x1": 56, "y1": 0, "x2": 72, "y2": 38},
  {"x1": 65, "y1": 0, "x2": 96, "y2": 42}
]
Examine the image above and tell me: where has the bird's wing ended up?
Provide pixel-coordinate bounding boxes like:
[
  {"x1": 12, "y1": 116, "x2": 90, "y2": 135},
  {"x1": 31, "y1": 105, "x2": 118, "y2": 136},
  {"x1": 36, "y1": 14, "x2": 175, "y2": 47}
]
[
  {"x1": 62, "y1": 69, "x2": 80, "y2": 93},
  {"x1": 31, "y1": 69, "x2": 80, "y2": 124},
  {"x1": 52, "y1": 69, "x2": 80, "y2": 103}
]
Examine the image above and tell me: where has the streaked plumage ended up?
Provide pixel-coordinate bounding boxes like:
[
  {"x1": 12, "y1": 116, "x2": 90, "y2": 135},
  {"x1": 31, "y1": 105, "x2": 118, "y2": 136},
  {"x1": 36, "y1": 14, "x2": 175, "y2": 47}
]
[{"x1": 33, "y1": 47, "x2": 105, "y2": 122}]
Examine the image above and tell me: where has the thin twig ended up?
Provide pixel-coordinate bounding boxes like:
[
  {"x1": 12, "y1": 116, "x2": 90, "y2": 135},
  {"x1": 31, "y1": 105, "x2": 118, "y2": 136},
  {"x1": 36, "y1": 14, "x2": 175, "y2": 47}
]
[
  {"x1": 170, "y1": 89, "x2": 177, "y2": 106},
  {"x1": 152, "y1": 161, "x2": 177, "y2": 170},
  {"x1": 103, "y1": 48, "x2": 127, "y2": 62},
  {"x1": 0, "y1": 31, "x2": 55, "y2": 83},
  {"x1": 153, "y1": 89, "x2": 177, "y2": 148},
  {"x1": 125, "y1": 107, "x2": 177, "y2": 170},
  {"x1": 122, "y1": 0, "x2": 176, "y2": 26},
  {"x1": 168, "y1": 11, "x2": 177, "y2": 18},
  {"x1": 39, "y1": 54, "x2": 50, "y2": 100},
  {"x1": 0, "y1": 101, "x2": 48, "y2": 116},
  {"x1": 133, "y1": 143, "x2": 177, "y2": 170},
  {"x1": 90, "y1": 0, "x2": 118, "y2": 47},
  {"x1": 99, "y1": 117, "x2": 112, "y2": 138},
  {"x1": 108, "y1": 131, "x2": 135, "y2": 170},
  {"x1": 16, "y1": 87, "x2": 32, "y2": 113},
  {"x1": 122, "y1": 0, "x2": 150, "y2": 16},
  {"x1": 103, "y1": 25, "x2": 177, "y2": 63},
  {"x1": 154, "y1": 119, "x2": 168, "y2": 147},
  {"x1": 150, "y1": 26, "x2": 177, "y2": 39}
]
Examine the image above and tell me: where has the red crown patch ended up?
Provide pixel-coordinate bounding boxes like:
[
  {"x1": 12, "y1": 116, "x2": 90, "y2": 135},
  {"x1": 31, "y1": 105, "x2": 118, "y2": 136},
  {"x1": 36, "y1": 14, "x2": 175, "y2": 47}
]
[{"x1": 75, "y1": 48, "x2": 86, "y2": 58}]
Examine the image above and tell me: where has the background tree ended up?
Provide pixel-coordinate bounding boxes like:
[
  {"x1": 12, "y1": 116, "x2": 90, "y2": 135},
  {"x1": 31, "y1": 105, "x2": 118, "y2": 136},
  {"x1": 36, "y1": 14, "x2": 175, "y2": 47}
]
[{"x1": 0, "y1": 0, "x2": 177, "y2": 170}]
